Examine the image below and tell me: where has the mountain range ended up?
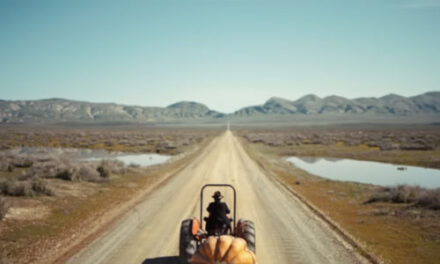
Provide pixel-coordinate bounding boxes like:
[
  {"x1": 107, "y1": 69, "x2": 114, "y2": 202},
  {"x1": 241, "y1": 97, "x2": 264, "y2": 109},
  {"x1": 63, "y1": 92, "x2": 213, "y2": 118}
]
[
  {"x1": 0, "y1": 99, "x2": 226, "y2": 123},
  {"x1": 234, "y1": 92, "x2": 440, "y2": 116},
  {"x1": 0, "y1": 92, "x2": 439, "y2": 124}
]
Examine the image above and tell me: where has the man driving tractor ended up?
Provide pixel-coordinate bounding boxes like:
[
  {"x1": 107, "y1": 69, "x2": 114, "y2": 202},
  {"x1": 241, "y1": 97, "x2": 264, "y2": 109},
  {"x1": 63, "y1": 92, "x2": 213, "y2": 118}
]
[
  {"x1": 179, "y1": 184, "x2": 256, "y2": 263},
  {"x1": 205, "y1": 191, "x2": 232, "y2": 235}
]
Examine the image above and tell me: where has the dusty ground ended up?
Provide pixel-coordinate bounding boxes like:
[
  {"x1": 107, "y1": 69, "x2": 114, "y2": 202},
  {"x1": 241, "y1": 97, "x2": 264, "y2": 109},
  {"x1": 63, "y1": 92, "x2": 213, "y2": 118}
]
[{"x1": 65, "y1": 131, "x2": 369, "y2": 264}]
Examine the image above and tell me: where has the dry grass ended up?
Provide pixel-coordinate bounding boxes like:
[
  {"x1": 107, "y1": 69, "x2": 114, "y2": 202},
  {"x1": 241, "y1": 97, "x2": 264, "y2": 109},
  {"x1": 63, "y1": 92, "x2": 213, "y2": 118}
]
[
  {"x1": 236, "y1": 127, "x2": 440, "y2": 168},
  {"x1": 0, "y1": 125, "x2": 216, "y2": 154},
  {"x1": 237, "y1": 127, "x2": 440, "y2": 150},
  {"x1": 240, "y1": 134, "x2": 440, "y2": 264}
]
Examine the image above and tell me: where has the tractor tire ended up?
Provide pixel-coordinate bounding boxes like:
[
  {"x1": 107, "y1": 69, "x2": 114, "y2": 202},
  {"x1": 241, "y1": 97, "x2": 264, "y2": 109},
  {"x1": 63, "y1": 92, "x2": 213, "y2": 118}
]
[
  {"x1": 179, "y1": 219, "x2": 197, "y2": 264},
  {"x1": 238, "y1": 219, "x2": 256, "y2": 254}
]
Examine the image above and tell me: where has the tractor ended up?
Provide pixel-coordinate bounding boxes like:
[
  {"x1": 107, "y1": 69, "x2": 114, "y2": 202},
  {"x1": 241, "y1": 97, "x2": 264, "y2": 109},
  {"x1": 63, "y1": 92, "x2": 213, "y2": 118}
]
[{"x1": 179, "y1": 184, "x2": 257, "y2": 264}]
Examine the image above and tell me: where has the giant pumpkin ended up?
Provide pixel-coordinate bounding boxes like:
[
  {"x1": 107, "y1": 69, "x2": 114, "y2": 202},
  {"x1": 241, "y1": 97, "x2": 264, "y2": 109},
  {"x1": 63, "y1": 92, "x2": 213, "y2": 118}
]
[{"x1": 191, "y1": 235, "x2": 257, "y2": 264}]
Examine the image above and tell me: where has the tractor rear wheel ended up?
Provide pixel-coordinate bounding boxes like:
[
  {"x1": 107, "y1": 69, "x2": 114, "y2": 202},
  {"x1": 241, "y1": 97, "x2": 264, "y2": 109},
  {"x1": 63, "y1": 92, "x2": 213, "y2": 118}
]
[
  {"x1": 237, "y1": 219, "x2": 256, "y2": 254},
  {"x1": 179, "y1": 219, "x2": 197, "y2": 264}
]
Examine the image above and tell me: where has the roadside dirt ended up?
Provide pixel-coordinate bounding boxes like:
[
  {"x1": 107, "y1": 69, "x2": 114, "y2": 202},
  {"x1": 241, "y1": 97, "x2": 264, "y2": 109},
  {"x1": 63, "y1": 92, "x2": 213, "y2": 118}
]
[{"x1": 65, "y1": 131, "x2": 370, "y2": 264}]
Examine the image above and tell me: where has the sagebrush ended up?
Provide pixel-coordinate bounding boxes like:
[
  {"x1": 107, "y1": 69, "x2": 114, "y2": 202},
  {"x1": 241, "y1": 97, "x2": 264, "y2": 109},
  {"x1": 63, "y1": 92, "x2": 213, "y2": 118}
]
[{"x1": 367, "y1": 185, "x2": 440, "y2": 210}]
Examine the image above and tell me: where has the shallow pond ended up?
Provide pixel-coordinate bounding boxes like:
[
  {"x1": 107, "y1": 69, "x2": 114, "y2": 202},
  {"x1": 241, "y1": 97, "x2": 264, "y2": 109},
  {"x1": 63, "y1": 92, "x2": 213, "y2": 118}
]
[
  {"x1": 83, "y1": 153, "x2": 170, "y2": 167},
  {"x1": 3, "y1": 147, "x2": 171, "y2": 167},
  {"x1": 286, "y1": 157, "x2": 440, "y2": 188}
]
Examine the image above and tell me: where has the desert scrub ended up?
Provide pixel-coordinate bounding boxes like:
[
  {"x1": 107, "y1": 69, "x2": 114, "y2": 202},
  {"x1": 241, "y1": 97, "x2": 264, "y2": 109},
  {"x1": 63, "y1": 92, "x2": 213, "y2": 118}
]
[
  {"x1": 366, "y1": 185, "x2": 440, "y2": 210},
  {"x1": 0, "y1": 154, "x2": 34, "y2": 172},
  {"x1": 47, "y1": 159, "x2": 127, "y2": 182},
  {"x1": 18, "y1": 157, "x2": 125, "y2": 183},
  {"x1": 97, "y1": 164, "x2": 110, "y2": 178},
  {"x1": 2, "y1": 148, "x2": 133, "y2": 184},
  {"x1": 417, "y1": 189, "x2": 440, "y2": 210},
  {"x1": 0, "y1": 178, "x2": 53, "y2": 197},
  {"x1": 237, "y1": 128, "x2": 440, "y2": 151},
  {"x1": 0, "y1": 125, "x2": 215, "y2": 155},
  {"x1": 0, "y1": 196, "x2": 9, "y2": 220}
]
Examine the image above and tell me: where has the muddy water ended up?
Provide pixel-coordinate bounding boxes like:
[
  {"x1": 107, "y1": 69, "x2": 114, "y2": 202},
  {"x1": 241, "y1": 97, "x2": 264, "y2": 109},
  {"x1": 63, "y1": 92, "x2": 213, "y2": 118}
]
[{"x1": 286, "y1": 156, "x2": 440, "y2": 188}]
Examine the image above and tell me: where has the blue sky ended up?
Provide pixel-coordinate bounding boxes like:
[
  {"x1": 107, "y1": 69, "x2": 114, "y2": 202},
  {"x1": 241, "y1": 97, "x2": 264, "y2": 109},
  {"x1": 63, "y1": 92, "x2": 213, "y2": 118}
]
[{"x1": 0, "y1": 0, "x2": 439, "y2": 112}]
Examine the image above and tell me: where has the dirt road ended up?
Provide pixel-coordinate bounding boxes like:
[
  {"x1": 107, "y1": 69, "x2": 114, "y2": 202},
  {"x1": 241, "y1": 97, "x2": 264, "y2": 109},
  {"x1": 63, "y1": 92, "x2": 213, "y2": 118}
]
[{"x1": 66, "y1": 131, "x2": 368, "y2": 264}]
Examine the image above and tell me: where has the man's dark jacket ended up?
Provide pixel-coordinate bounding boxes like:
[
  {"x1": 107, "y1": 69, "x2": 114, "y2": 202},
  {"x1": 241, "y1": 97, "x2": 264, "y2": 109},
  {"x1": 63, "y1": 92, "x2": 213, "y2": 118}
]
[{"x1": 207, "y1": 200, "x2": 230, "y2": 224}]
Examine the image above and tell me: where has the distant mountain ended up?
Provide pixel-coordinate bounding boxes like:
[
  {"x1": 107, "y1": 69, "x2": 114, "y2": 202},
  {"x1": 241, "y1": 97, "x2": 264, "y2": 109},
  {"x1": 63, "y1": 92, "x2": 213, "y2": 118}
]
[
  {"x1": 0, "y1": 99, "x2": 225, "y2": 123},
  {"x1": 166, "y1": 101, "x2": 224, "y2": 118},
  {"x1": 0, "y1": 92, "x2": 439, "y2": 124},
  {"x1": 234, "y1": 92, "x2": 440, "y2": 117}
]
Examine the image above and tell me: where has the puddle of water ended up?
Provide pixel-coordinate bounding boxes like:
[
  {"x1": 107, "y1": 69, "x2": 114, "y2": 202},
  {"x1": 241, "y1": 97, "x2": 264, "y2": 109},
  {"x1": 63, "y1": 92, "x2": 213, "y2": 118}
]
[
  {"x1": 2, "y1": 147, "x2": 171, "y2": 167},
  {"x1": 84, "y1": 153, "x2": 170, "y2": 167},
  {"x1": 286, "y1": 156, "x2": 440, "y2": 188}
]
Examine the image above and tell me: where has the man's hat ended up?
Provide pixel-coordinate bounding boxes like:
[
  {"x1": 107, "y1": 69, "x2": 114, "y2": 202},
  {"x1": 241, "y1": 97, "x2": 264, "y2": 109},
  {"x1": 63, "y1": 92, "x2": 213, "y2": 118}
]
[{"x1": 212, "y1": 191, "x2": 223, "y2": 199}]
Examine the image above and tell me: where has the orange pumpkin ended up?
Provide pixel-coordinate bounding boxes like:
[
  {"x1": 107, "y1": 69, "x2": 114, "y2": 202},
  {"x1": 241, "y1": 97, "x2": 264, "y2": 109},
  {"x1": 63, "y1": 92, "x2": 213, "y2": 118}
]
[{"x1": 191, "y1": 235, "x2": 257, "y2": 264}]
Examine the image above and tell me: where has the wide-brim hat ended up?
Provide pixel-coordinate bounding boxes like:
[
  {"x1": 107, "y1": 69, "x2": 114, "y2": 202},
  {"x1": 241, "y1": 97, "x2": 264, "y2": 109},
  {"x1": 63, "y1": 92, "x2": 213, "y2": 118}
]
[{"x1": 212, "y1": 191, "x2": 223, "y2": 199}]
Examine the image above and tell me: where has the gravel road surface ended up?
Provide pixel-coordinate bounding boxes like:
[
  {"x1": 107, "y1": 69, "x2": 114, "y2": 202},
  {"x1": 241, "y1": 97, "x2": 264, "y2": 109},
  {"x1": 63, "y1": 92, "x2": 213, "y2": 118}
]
[{"x1": 66, "y1": 131, "x2": 367, "y2": 264}]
